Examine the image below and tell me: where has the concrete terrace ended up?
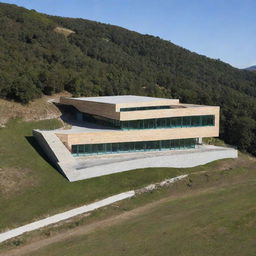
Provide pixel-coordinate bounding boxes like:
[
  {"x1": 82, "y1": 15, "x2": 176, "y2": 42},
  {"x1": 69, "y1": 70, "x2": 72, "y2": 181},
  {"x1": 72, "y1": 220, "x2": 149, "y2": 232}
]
[
  {"x1": 54, "y1": 121, "x2": 119, "y2": 134},
  {"x1": 75, "y1": 145, "x2": 237, "y2": 169},
  {"x1": 33, "y1": 126, "x2": 238, "y2": 182}
]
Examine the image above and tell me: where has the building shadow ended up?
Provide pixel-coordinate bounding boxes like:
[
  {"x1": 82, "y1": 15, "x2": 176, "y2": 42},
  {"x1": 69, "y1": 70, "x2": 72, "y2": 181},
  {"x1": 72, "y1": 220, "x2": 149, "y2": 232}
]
[
  {"x1": 54, "y1": 102, "x2": 116, "y2": 130},
  {"x1": 53, "y1": 103, "x2": 78, "y2": 125},
  {"x1": 25, "y1": 136, "x2": 68, "y2": 180}
]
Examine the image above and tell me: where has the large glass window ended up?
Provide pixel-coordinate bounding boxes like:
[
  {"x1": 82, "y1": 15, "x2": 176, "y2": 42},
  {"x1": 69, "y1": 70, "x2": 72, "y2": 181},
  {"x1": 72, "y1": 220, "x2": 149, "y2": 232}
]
[
  {"x1": 183, "y1": 116, "x2": 191, "y2": 127},
  {"x1": 191, "y1": 116, "x2": 200, "y2": 126},
  {"x1": 82, "y1": 112, "x2": 215, "y2": 130},
  {"x1": 72, "y1": 138, "x2": 198, "y2": 156}
]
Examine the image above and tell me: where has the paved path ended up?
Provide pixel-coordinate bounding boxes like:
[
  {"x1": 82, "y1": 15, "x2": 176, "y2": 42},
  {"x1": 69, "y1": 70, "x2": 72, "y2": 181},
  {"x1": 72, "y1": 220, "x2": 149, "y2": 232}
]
[
  {"x1": 0, "y1": 191, "x2": 135, "y2": 244},
  {"x1": 0, "y1": 175, "x2": 189, "y2": 244},
  {"x1": 0, "y1": 184, "x2": 233, "y2": 256}
]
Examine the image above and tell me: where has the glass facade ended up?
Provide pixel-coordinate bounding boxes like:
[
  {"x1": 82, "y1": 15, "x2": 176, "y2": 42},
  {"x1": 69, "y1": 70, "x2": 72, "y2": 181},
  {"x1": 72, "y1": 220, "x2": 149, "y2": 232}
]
[
  {"x1": 72, "y1": 138, "x2": 197, "y2": 156},
  {"x1": 83, "y1": 113, "x2": 215, "y2": 130},
  {"x1": 120, "y1": 106, "x2": 171, "y2": 112}
]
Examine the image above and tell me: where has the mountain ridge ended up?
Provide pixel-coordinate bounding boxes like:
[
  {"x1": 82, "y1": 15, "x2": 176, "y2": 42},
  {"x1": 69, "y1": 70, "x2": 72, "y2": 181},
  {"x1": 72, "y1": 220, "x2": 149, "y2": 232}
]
[{"x1": 245, "y1": 65, "x2": 256, "y2": 71}]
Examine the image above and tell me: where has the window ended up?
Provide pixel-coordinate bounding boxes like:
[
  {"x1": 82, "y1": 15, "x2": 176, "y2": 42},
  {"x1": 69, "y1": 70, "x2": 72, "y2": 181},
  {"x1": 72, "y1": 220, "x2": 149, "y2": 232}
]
[
  {"x1": 72, "y1": 138, "x2": 197, "y2": 156},
  {"x1": 183, "y1": 116, "x2": 191, "y2": 127},
  {"x1": 120, "y1": 106, "x2": 171, "y2": 112},
  {"x1": 81, "y1": 112, "x2": 215, "y2": 130},
  {"x1": 191, "y1": 116, "x2": 201, "y2": 127}
]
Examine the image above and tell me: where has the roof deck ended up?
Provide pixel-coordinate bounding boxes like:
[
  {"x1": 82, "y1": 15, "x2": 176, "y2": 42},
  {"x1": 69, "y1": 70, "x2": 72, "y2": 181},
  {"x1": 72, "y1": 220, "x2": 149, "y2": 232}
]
[
  {"x1": 69, "y1": 95, "x2": 179, "y2": 105},
  {"x1": 59, "y1": 95, "x2": 219, "y2": 121}
]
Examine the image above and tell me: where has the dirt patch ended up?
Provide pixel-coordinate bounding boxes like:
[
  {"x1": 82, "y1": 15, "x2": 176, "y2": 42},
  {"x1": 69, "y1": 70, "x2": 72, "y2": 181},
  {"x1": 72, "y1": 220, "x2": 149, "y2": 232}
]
[
  {"x1": 212, "y1": 153, "x2": 256, "y2": 171},
  {"x1": 54, "y1": 27, "x2": 75, "y2": 37},
  {"x1": 0, "y1": 92, "x2": 71, "y2": 126},
  {"x1": 0, "y1": 167, "x2": 36, "y2": 197}
]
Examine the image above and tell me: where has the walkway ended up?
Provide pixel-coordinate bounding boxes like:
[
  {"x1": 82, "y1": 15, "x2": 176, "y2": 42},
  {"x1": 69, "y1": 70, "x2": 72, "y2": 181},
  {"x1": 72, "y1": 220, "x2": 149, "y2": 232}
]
[{"x1": 0, "y1": 191, "x2": 135, "y2": 244}]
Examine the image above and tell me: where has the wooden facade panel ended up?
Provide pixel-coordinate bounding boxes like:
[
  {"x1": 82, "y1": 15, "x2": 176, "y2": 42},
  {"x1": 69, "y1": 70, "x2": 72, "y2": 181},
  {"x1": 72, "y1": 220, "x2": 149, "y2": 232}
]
[
  {"x1": 60, "y1": 97, "x2": 219, "y2": 122},
  {"x1": 119, "y1": 106, "x2": 220, "y2": 121},
  {"x1": 57, "y1": 126, "x2": 219, "y2": 148},
  {"x1": 57, "y1": 96, "x2": 220, "y2": 151},
  {"x1": 60, "y1": 97, "x2": 120, "y2": 119}
]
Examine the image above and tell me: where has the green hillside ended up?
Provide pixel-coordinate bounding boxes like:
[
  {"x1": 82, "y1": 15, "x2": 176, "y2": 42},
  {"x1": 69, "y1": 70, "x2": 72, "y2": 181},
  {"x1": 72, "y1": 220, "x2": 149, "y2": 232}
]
[
  {"x1": 26, "y1": 171, "x2": 256, "y2": 256},
  {"x1": 1, "y1": 118, "x2": 247, "y2": 233},
  {"x1": 0, "y1": 2, "x2": 255, "y2": 155},
  {"x1": 1, "y1": 149, "x2": 256, "y2": 255}
]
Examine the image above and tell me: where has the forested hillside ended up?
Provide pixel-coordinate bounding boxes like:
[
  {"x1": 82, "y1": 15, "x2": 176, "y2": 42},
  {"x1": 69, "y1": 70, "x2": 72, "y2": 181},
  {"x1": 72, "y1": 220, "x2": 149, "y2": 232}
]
[{"x1": 0, "y1": 3, "x2": 256, "y2": 155}]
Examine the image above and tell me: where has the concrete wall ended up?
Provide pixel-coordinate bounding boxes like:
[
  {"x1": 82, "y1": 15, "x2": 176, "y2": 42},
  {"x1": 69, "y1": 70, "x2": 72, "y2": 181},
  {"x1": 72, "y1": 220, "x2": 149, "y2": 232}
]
[
  {"x1": 33, "y1": 130, "x2": 59, "y2": 165},
  {"x1": 33, "y1": 130, "x2": 77, "y2": 180}
]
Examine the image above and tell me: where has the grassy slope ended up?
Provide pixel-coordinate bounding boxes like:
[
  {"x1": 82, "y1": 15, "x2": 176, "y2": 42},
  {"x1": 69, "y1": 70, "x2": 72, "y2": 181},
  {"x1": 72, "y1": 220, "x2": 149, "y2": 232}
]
[
  {"x1": 0, "y1": 118, "x2": 234, "y2": 231},
  {"x1": 0, "y1": 92, "x2": 72, "y2": 126},
  {"x1": 25, "y1": 166, "x2": 256, "y2": 256}
]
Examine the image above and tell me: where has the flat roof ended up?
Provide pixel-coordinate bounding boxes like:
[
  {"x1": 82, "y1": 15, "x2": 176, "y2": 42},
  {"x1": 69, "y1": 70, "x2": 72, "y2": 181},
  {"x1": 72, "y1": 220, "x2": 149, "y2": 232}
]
[{"x1": 72, "y1": 95, "x2": 178, "y2": 105}]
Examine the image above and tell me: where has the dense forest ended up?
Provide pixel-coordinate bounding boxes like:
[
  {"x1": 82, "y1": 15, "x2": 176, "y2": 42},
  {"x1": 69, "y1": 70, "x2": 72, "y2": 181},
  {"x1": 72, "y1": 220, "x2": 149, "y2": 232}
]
[{"x1": 0, "y1": 3, "x2": 256, "y2": 155}]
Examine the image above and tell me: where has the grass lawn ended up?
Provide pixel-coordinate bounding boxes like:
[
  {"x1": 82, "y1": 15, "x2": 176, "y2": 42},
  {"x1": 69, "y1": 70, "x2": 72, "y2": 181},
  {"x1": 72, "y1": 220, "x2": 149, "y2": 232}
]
[
  {"x1": 24, "y1": 166, "x2": 256, "y2": 256},
  {"x1": 0, "y1": 118, "x2": 238, "y2": 232}
]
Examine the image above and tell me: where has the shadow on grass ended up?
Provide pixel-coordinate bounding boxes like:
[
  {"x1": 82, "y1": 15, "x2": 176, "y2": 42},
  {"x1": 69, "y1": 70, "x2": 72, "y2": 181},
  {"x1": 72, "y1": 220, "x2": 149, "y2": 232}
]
[{"x1": 25, "y1": 136, "x2": 68, "y2": 180}]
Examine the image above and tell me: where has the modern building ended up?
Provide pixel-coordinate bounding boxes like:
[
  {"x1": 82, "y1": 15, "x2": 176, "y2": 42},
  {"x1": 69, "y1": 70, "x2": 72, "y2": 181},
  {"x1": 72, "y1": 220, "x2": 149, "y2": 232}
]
[
  {"x1": 33, "y1": 95, "x2": 237, "y2": 182},
  {"x1": 58, "y1": 95, "x2": 219, "y2": 155}
]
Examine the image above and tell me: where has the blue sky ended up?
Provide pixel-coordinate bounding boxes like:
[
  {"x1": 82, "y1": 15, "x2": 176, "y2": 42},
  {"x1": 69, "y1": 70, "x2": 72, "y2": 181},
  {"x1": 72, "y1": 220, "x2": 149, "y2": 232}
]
[{"x1": 1, "y1": 0, "x2": 256, "y2": 68}]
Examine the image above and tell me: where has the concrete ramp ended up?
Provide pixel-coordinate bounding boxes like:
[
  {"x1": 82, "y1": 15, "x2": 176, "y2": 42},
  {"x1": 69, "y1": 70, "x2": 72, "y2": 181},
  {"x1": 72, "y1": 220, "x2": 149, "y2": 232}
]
[{"x1": 33, "y1": 130, "x2": 78, "y2": 181}]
